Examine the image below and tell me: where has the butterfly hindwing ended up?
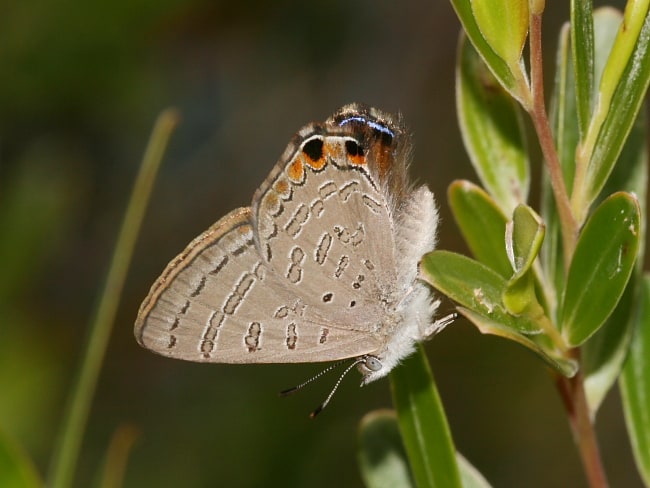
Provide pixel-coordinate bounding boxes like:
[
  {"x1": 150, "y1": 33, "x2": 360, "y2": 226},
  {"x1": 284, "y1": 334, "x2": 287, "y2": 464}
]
[{"x1": 135, "y1": 190, "x2": 381, "y2": 363}]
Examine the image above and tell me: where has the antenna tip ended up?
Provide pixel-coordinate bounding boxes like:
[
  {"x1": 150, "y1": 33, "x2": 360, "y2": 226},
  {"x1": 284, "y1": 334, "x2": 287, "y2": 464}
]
[
  {"x1": 279, "y1": 387, "x2": 298, "y2": 397},
  {"x1": 309, "y1": 405, "x2": 324, "y2": 419}
]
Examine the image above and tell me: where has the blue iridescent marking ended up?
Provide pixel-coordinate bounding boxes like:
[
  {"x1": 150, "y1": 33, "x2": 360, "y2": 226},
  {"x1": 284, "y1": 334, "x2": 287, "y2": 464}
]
[{"x1": 338, "y1": 116, "x2": 395, "y2": 137}]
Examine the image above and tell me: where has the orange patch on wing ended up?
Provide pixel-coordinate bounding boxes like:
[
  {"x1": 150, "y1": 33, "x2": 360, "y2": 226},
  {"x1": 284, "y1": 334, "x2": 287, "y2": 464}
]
[
  {"x1": 349, "y1": 154, "x2": 366, "y2": 166},
  {"x1": 304, "y1": 154, "x2": 326, "y2": 170},
  {"x1": 287, "y1": 158, "x2": 304, "y2": 182},
  {"x1": 324, "y1": 141, "x2": 343, "y2": 162},
  {"x1": 307, "y1": 158, "x2": 327, "y2": 170},
  {"x1": 264, "y1": 192, "x2": 279, "y2": 211},
  {"x1": 274, "y1": 179, "x2": 290, "y2": 196}
]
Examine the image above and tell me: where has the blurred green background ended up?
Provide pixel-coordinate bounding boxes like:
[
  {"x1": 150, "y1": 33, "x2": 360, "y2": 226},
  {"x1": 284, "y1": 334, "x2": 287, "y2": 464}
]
[{"x1": 0, "y1": 0, "x2": 643, "y2": 486}]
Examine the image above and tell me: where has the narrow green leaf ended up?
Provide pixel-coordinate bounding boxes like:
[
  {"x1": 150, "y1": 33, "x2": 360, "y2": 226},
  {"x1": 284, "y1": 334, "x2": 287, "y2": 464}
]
[
  {"x1": 570, "y1": 0, "x2": 595, "y2": 137},
  {"x1": 448, "y1": 180, "x2": 511, "y2": 278},
  {"x1": 0, "y1": 430, "x2": 42, "y2": 488},
  {"x1": 469, "y1": 0, "x2": 529, "y2": 67},
  {"x1": 358, "y1": 410, "x2": 415, "y2": 488},
  {"x1": 563, "y1": 9, "x2": 617, "y2": 226},
  {"x1": 450, "y1": 1, "x2": 529, "y2": 105},
  {"x1": 620, "y1": 274, "x2": 650, "y2": 486},
  {"x1": 358, "y1": 411, "x2": 493, "y2": 488},
  {"x1": 458, "y1": 307, "x2": 578, "y2": 377},
  {"x1": 545, "y1": 9, "x2": 629, "y2": 312},
  {"x1": 456, "y1": 36, "x2": 530, "y2": 215},
  {"x1": 573, "y1": 8, "x2": 650, "y2": 220},
  {"x1": 47, "y1": 109, "x2": 179, "y2": 488},
  {"x1": 97, "y1": 425, "x2": 139, "y2": 488},
  {"x1": 550, "y1": 22, "x2": 579, "y2": 190},
  {"x1": 390, "y1": 345, "x2": 462, "y2": 488},
  {"x1": 594, "y1": 1, "x2": 649, "y2": 128},
  {"x1": 587, "y1": 8, "x2": 650, "y2": 198},
  {"x1": 561, "y1": 192, "x2": 641, "y2": 346},
  {"x1": 583, "y1": 106, "x2": 647, "y2": 416},
  {"x1": 593, "y1": 8, "x2": 625, "y2": 104},
  {"x1": 421, "y1": 250, "x2": 542, "y2": 334}
]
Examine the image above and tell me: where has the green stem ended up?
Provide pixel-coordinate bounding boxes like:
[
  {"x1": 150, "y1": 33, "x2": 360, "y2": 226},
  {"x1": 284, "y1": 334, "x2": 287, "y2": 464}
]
[
  {"x1": 47, "y1": 109, "x2": 178, "y2": 488},
  {"x1": 528, "y1": 10, "x2": 578, "y2": 268}
]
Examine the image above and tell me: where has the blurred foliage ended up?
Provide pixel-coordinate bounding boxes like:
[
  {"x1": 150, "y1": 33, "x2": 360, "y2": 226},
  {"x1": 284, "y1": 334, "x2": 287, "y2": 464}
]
[{"x1": 0, "y1": 0, "x2": 643, "y2": 487}]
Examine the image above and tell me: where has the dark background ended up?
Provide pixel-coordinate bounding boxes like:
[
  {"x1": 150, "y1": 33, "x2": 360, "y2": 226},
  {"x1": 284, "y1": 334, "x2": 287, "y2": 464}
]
[{"x1": 0, "y1": 0, "x2": 642, "y2": 486}]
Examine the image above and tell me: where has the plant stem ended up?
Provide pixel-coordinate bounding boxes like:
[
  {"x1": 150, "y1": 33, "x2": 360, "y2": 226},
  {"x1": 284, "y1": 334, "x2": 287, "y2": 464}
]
[
  {"x1": 47, "y1": 109, "x2": 178, "y2": 488},
  {"x1": 528, "y1": 11, "x2": 578, "y2": 268},
  {"x1": 555, "y1": 356, "x2": 610, "y2": 488},
  {"x1": 528, "y1": 9, "x2": 607, "y2": 485}
]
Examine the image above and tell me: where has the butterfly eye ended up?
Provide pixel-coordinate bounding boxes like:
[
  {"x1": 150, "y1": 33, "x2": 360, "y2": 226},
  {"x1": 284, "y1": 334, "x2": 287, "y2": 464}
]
[{"x1": 363, "y1": 356, "x2": 383, "y2": 372}]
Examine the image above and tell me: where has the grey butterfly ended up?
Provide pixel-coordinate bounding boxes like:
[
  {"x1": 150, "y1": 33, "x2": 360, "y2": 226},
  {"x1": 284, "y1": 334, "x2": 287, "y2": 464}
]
[{"x1": 135, "y1": 104, "x2": 444, "y2": 391}]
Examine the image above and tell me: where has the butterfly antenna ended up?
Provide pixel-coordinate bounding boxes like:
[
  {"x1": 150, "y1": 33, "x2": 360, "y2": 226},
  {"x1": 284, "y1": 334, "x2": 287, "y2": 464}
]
[
  {"x1": 279, "y1": 359, "x2": 349, "y2": 397},
  {"x1": 309, "y1": 357, "x2": 366, "y2": 419}
]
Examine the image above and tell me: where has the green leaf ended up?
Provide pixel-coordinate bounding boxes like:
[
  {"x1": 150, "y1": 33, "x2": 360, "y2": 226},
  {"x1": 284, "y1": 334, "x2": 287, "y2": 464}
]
[
  {"x1": 544, "y1": 9, "x2": 632, "y2": 314},
  {"x1": 458, "y1": 307, "x2": 578, "y2": 377},
  {"x1": 583, "y1": 275, "x2": 638, "y2": 415},
  {"x1": 469, "y1": 0, "x2": 529, "y2": 67},
  {"x1": 582, "y1": 104, "x2": 647, "y2": 416},
  {"x1": 421, "y1": 250, "x2": 542, "y2": 334},
  {"x1": 448, "y1": 180, "x2": 511, "y2": 278},
  {"x1": 593, "y1": 8, "x2": 625, "y2": 107},
  {"x1": 390, "y1": 345, "x2": 462, "y2": 488},
  {"x1": 505, "y1": 204, "x2": 545, "y2": 276},
  {"x1": 593, "y1": 1, "x2": 649, "y2": 133},
  {"x1": 573, "y1": 7, "x2": 650, "y2": 221},
  {"x1": 47, "y1": 109, "x2": 178, "y2": 488},
  {"x1": 358, "y1": 411, "x2": 493, "y2": 488},
  {"x1": 502, "y1": 205, "x2": 546, "y2": 317},
  {"x1": 0, "y1": 430, "x2": 42, "y2": 488},
  {"x1": 358, "y1": 410, "x2": 415, "y2": 488},
  {"x1": 620, "y1": 274, "x2": 650, "y2": 486},
  {"x1": 561, "y1": 192, "x2": 641, "y2": 346},
  {"x1": 570, "y1": 0, "x2": 595, "y2": 137},
  {"x1": 450, "y1": 1, "x2": 529, "y2": 105},
  {"x1": 550, "y1": 22, "x2": 580, "y2": 191},
  {"x1": 456, "y1": 36, "x2": 530, "y2": 215}
]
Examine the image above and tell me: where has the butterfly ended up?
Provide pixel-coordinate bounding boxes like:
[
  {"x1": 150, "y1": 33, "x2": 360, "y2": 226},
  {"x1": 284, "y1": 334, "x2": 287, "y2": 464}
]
[{"x1": 135, "y1": 104, "x2": 445, "y2": 401}]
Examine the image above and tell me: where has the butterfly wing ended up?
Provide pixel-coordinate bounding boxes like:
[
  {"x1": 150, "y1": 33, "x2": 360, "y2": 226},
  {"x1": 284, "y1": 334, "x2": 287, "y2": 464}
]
[
  {"x1": 135, "y1": 105, "x2": 416, "y2": 365},
  {"x1": 135, "y1": 208, "x2": 381, "y2": 363}
]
